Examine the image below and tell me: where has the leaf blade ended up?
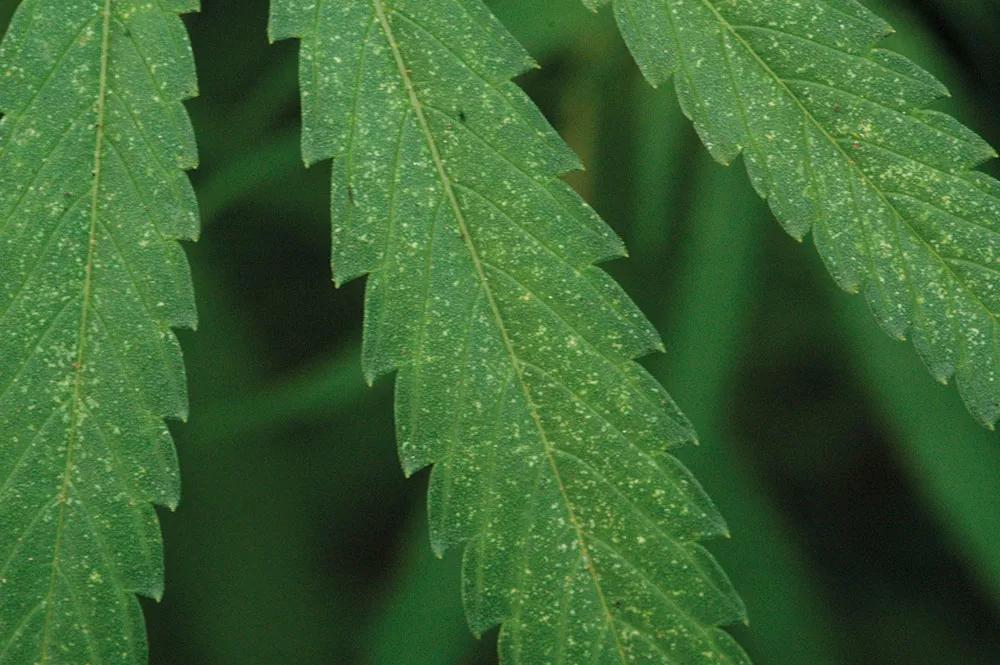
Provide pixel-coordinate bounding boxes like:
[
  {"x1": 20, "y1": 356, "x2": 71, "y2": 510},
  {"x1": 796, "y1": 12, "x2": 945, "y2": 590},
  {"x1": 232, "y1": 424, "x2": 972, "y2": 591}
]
[
  {"x1": 594, "y1": 0, "x2": 1000, "y2": 427},
  {"x1": 0, "y1": 0, "x2": 199, "y2": 662},
  {"x1": 271, "y1": 0, "x2": 750, "y2": 661}
]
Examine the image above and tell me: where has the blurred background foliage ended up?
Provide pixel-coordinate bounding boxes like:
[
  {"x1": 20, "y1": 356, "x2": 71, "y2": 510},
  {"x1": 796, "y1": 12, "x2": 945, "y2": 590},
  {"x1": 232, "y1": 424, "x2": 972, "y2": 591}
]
[{"x1": 2, "y1": 0, "x2": 999, "y2": 663}]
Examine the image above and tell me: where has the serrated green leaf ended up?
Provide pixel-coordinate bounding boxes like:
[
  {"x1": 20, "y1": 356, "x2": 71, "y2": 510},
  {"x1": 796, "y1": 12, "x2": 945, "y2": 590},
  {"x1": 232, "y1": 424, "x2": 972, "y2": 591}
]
[
  {"x1": 586, "y1": 0, "x2": 1000, "y2": 427},
  {"x1": 0, "y1": 0, "x2": 199, "y2": 662},
  {"x1": 270, "y1": 0, "x2": 749, "y2": 662}
]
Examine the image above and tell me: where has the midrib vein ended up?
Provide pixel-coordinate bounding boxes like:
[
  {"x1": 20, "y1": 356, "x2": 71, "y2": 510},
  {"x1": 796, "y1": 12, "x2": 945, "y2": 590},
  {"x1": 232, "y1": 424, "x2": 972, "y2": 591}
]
[
  {"x1": 38, "y1": 0, "x2": 114, "y2": 661},
  {"x1": 696, "y1": 0, "x2": 999, "y2": 326},
  {"x1": 369, "y1": 1, "x2": 629, "y2": 661}
]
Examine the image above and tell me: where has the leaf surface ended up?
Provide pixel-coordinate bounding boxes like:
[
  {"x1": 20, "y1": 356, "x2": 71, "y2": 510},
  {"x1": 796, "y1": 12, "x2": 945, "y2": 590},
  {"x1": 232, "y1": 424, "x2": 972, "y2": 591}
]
[
  {"x1": 0, "y1": 1, "x2": 199, "y2": 662},
  {"x1": 587, "y1": 0, "x2": 1000, "y2": 426},
  {"x1": 270, "y1": 0, "x2": 749, "y2": 662}
]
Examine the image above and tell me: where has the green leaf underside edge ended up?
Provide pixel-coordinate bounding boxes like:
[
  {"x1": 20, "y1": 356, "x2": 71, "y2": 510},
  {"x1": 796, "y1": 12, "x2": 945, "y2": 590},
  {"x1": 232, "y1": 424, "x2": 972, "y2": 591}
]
[
  {"x1": 270, "y1": 0, "x2": 749, "y2": 663},
  {"x1": 584, "y1": 0, "x2": 1000, "y2": 427},
  {"x1": 0, "y1": 0, "x2": 199, "y2": 663}
]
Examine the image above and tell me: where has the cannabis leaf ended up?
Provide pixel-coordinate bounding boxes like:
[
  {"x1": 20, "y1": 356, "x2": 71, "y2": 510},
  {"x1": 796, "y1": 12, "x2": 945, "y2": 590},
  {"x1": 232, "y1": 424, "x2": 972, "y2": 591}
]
[
  {"x1": 587, "y1": 0, "x2": 1000, "y2": 427},
  {"x1": 270, "y1": 0, "x2": 749, "y2": 662},
  {"x1": 0, "y1": 1, "x2": 199, "y2": 662}
]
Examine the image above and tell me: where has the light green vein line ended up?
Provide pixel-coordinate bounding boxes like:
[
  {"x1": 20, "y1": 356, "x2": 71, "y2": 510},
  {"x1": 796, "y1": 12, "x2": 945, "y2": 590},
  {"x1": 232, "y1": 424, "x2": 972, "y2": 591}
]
[
  {"x1": 38, "y1": 0, "x2": 114, "y2": 660},
  {"x1": 369, "y1": 0, "x2": 631, "y2": 662}
]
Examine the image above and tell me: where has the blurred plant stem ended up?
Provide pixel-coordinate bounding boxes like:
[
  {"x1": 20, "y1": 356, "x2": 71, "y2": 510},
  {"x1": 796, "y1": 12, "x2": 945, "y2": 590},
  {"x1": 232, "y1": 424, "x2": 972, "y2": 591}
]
[
  {"x1": 197, "y1": 128, "x2": 303, "y2": 224},
  {"x1": 837, "y1": 290, "x2": 1000, "y2": 608},
  {"x1": 194, "y1": 341, "x2": 364, "y2": 444}
]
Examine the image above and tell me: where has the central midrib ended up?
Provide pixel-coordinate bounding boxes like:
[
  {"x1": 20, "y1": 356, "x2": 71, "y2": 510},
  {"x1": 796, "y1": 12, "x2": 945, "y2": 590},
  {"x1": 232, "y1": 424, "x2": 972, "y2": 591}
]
[
  {"x1": 38, "y1": 0, "x2": 114, "y2": 661},
  {"x1": 369, "y1": 1, "x2": 630, "y2": 661}
]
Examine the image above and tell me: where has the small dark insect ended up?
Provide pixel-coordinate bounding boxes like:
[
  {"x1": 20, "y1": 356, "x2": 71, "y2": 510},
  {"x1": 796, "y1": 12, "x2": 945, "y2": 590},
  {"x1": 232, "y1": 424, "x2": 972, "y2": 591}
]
[
  {"x1": 833, "y1": 103, "x2": 841, "y2": 113},
  {"x1": 63, "y1": 191, "x2": 73, "y2": 198},
  {"x1": 347, "y1": 185, "x2": 356, "y2": 205},
  {"x1": 458, "y1": 109, "x2": 467, "y2": 124}
]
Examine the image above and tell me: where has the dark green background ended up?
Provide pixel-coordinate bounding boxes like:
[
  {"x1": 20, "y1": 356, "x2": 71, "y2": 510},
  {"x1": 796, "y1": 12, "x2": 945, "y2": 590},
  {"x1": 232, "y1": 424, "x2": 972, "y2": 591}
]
[{"x1": 4, "y1": 1, "x2": 1000, "y2": 663}]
